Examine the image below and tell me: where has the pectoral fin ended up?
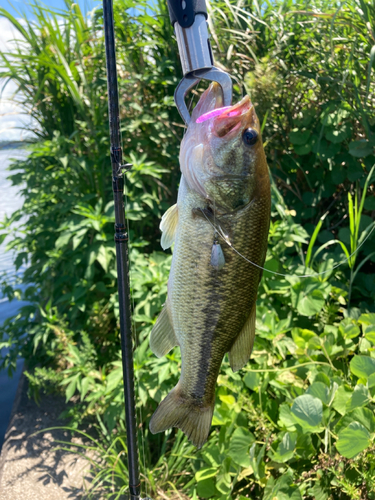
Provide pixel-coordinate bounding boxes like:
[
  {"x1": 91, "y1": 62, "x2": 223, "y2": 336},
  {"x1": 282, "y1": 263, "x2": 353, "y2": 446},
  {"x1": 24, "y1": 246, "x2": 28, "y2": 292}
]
[
  {"x1": 150, "y1": 305, "x2": 178, "y2": 358},
  {"x1": 160, "y1": 203, "x2": 178, "y2": 250},
  {"x1": 228, "y1": 303, "x2": 256, "y2": 372}
]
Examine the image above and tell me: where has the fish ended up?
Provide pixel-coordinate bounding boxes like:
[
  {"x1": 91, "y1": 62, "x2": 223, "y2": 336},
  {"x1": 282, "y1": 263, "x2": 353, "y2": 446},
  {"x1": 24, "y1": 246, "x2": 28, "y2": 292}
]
[{"x1": 148, "y1": 82, "x2": 271, "y2": 448}]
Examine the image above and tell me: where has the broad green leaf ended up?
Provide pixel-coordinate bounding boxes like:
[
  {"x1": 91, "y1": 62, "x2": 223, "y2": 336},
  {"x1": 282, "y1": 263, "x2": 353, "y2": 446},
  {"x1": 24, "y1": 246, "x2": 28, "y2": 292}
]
[
  {"x1": 359, "y1": 313, "x2": 375, "y2": 344},
  {"x1": 345, "y1": 385, "x2": 369, "y2": 412},
  {"x1": 278, "y1": 403, "x2": 297, "y2": 431},
  {"x1": 200, "y1": 446, "x2": 221, "y2": 467},
  {"x1": 332, "y1": 385, "x2": 353, "y2": 416},
  {"x1": 80, "y1": 377, "x2": 91, "y2": 400},
  {"x1": 289, "y1": 129, "x2": 311, "y2": 145},
  {"x1": 196, "y1": 478, "x2": 216, "y2": 498},
  {"x1": 364, "y1": 197, "x2": 375, "y2": 211},
  {"x1": 296, "y1": 433, "x2": 315, "y2": 459},
  {"x1": 335, "y1": 407, "x2": 375, "y2": 434},
  {"x1": 65, "y1": 378, "x2": 77, "y2": 402},
  {"x1": 350, "y1": 355, "x2": 375, "y2": 379},
  {"x1": 313, "y1": 372, "x2": 331, "y2": 387},
  {"x1": 306, "y1": 382, "x2": 330, "y2": 405},
  {"x1": 349, "y1": 140, "x2": 373, "y2": 158},
  {"x1": 291, "y1": 394, "x2": 323, "y2": 429},
  {"x1": 72, "y1": 228, "x2": 88, "y2": 250},
  {"x1": 249, "y1": 442, "x2": 266, "y2": 480},
  {"x1": 263, "y1": 473, "x2": 302, "y2": 500},
  {"x1": 228, "y1": 427, "x2": 255, "y2": 467},
  {"x1": 215, "y1": 471, "x2": 232, "y2": 495},
  {"x1": 272, "y1": 431, "x2": 297, "y2": 463},
  {"x1": 294, "y1": 143, "x2": 311, "y2": 155},
  {"x1": 318, "y1": 140, "x2": 341, "y2": 159},
  {"x1": 339, "y1": 319, "x2": 360, "y2": 339},
  {"x1": 325, "y1": 123, "x2": 352, "y2": 144},
  {"x1": 368, "y1": 372, "x2": 375, "y2": 388},
  {"x1": 290, "y1": 280, "x2": 330, "y2": 316},
  {"x1": 336, "y1": 422, "x2": 371, "y2": 458},
  {"x1": 321, "y1": 106, "x2": 350, "y2": 126},
  {"x1": 358, "y1": 313, "x2": 375, "y2": 327},
  {"x1": 195, "y1": 468, "x2": 217, "y2": 482},
  {"x1": 96, "y1": 245, "x2": 112, "y2": 273},
  {"x1": 292, "y1": 288, "x2": 325, "y2": 316},
  {"x1": 365, "y1": 325, "x2": 375, "y2": 344},
  {"x1": 211, "y1": 411, "x2": 226, "y2": 426},
  {"x1": 308, "y1": 481, "x2": 329, "y2": 500},
  {"x1": 291, "y1": 328, "x2": 320, "y2": 350},
  {"x1": 55, "y1": 231, "x2": 72, "y2": 249},
  {"x1": 244, "y1": 371, "x2": 260, "y2": 391},
  {"x1": 219, "y1": 394, "x2": 235, "y2": 406}
]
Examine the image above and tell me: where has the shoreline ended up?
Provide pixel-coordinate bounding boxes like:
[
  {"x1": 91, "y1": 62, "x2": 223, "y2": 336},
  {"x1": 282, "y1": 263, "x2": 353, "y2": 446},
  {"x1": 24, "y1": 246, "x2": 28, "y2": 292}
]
[{"x1": 0, "y1": 141, "x2": 30, "y2": 151}]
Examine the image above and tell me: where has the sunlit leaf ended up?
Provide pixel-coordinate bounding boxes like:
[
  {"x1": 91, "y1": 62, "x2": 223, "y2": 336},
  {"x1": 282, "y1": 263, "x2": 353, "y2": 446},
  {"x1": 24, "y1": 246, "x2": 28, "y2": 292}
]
[
  {"x1": 336, "y1": 422, "x2": 371, "y2": 458},
  {"x1": 291, "y1": 394, "x2": 323, "y2": 429}
]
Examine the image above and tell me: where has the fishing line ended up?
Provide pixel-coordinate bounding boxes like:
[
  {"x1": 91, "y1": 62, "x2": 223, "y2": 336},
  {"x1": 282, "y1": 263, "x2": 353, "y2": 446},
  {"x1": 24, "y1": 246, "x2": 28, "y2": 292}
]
[
  {"x1": 229, "y1": 72, "x2": 244, "y2": 100},
  {"x1": 119, "y1": 141, "x2": 148, "y2": 496},
  {"x1": 182, "y1": 80, "x2": 202, "y2": 141},
  {"x1": 199, "y1": 209, "x2": 375, "y2": 279}
]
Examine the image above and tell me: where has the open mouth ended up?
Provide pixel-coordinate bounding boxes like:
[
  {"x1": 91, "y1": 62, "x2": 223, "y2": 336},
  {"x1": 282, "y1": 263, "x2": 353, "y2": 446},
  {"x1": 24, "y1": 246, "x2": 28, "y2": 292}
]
[
  {"x1": 196, "y1": 105, "x2": 235, "y2": 124},
  {"x1": 196, "y1": 95, "x2": 252, "y2": 137}
]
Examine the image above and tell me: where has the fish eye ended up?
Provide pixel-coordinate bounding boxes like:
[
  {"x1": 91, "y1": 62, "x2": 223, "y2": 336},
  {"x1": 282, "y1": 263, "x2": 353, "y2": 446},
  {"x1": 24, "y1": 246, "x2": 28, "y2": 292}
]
[{"x1": 243, "y1": 128, "x2": 258, "y2": 146}]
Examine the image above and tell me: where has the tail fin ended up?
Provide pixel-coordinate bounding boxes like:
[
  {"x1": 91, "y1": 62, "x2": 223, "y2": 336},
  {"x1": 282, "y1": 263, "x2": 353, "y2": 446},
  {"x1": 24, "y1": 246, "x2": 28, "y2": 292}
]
[{"x1": 149, "y1": 385, "x2": 214, "y2": 449}]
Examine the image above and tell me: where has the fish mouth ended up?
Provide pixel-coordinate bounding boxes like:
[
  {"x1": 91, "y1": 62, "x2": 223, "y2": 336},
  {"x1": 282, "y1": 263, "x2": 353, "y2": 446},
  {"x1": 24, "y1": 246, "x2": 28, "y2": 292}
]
[
  {"x1": 192, "y1": 84, "x2": 258, "y2": 139},
  {"x1": 212, "y1": 96, "x2": 253, "y2": 138}
]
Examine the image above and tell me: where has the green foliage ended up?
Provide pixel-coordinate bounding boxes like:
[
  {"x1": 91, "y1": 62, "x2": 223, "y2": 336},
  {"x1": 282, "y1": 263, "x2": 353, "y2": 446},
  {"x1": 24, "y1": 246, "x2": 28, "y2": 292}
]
[
  {"x1": 0, "y1": 0, "x2": 177, "y2": 378},
  {"x1": 207, "y1": 0, "x2": 375, "y2": 279},
  {"x1": 1, "y1": 0, "x2": 375, "y2": 498}
]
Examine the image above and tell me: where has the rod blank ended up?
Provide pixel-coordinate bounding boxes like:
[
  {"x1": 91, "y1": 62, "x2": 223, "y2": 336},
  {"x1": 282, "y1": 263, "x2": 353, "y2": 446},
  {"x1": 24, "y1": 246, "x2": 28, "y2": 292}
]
[{"x1": 102, "y1": 1, "x2": 141, "y2": 498}]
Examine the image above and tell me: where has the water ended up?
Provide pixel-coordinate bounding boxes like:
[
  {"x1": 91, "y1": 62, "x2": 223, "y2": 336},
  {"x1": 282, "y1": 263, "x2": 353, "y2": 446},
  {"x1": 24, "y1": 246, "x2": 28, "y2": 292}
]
[{"x1": 0, "y1": 147, "x2": 28, "y2": 450}]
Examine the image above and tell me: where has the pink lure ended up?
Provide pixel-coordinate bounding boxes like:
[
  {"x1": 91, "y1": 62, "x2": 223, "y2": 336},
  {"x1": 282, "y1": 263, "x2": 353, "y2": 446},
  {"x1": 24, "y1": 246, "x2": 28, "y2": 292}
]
[{"x1": 196, "y1": 106, "x2": 240, "y2": 124}]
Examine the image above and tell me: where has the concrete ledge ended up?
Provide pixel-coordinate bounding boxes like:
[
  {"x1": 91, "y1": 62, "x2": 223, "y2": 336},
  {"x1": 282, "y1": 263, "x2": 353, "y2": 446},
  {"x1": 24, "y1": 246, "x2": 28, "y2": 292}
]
[{"x1": 0, "y1": 372, "x2": 97, "y2": 499}]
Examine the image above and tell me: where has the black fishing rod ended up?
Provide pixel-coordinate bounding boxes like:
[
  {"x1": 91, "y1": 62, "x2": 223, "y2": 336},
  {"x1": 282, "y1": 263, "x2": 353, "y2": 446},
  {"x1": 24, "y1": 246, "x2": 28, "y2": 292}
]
[{"x1": 102, "y1": 1, "x2": 142, "y2": 499}]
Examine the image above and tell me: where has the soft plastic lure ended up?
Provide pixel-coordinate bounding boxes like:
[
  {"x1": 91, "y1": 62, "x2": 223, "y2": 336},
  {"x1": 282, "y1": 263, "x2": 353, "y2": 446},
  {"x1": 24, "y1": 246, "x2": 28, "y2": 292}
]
[{"x1": 196, "y1": 105, "x2": 240, "y2": 123}]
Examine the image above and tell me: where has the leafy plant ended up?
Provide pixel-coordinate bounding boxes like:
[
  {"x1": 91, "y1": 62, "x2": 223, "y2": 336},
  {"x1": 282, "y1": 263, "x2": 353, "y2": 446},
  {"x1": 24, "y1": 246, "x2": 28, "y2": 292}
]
[
  {"x1": 310, "y1": 165, "x2": 375, "y2": 309},
  {"x1": 1, "y1": 0, "x2": 375, "y2": 498}
]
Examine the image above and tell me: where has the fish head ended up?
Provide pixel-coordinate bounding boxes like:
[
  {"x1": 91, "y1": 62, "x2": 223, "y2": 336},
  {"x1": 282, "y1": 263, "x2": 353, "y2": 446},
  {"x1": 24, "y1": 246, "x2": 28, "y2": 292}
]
[{"x1": 180, "y1": 82, "x2": 268, "y2": 211}]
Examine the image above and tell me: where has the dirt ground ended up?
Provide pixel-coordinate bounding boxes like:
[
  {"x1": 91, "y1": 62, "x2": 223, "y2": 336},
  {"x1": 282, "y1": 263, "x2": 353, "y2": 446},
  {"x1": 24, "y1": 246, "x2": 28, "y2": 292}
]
[{"x1": 0, "y1": 373, "x2": 98, "y2": 500}]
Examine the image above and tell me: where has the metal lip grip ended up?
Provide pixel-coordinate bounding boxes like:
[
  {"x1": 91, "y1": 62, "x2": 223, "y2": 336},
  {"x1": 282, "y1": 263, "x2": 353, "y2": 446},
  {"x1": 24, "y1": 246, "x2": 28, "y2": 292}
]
[
  {"x1": 175, "y1": 13, "x2": 213, "y2": 76},
  {"x1": 167, "y1": 0, "x2": 232, "y2": 125}
]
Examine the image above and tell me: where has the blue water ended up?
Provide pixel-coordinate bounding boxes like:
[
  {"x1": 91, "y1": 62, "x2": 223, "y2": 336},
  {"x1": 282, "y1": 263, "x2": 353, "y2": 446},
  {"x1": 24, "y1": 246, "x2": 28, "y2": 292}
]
[{"x1": 0, "y1": 147, "x2": 28, "y2": 450}]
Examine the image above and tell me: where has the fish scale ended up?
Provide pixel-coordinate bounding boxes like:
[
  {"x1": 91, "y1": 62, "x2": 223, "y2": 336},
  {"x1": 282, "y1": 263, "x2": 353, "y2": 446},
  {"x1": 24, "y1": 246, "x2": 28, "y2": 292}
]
[{"x1": 149, "y1": 82, "x2": 271, "y2": 447}]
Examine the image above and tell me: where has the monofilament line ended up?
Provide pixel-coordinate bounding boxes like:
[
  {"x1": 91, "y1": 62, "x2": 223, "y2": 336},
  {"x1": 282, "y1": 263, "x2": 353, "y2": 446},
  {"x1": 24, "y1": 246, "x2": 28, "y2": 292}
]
[
  {"x1": 119, "y1": 125, "x2": 148, "y2": 497},
  {"x1": 199, "y1": 210, "x2": 375, "y2": 279}
]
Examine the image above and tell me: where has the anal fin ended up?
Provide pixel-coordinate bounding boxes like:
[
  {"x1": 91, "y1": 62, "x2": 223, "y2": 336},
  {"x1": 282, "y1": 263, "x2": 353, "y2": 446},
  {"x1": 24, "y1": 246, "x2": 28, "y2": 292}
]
[
  {"x1": 160, "y1": 203, "x2": 178, "y2": 250},
  {"x1": 229, "y1": 302, "x2": 256, "y2": 372},
  {"x1": 150, "y1": 305, "x2": 178, "y2": 358}
]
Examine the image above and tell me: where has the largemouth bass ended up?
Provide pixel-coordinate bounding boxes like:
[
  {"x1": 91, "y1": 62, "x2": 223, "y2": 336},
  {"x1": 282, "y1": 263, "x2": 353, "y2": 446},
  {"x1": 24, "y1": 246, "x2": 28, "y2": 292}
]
[{"x1": 149, "y1": 82, "x2": 271, "y2": 448}]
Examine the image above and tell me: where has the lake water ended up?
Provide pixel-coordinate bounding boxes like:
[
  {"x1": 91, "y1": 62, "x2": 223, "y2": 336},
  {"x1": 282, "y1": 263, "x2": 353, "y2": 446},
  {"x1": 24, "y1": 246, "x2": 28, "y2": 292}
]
[{"x1": 0, "y1": 147, "x2": 28, "y2": 450}]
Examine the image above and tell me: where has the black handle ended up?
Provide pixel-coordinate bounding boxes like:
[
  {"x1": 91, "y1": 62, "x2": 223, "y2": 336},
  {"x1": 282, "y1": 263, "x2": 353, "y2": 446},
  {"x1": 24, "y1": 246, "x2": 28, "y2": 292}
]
[{"x1": 167, "y1": 0, "x2": 207, "y2": 28}]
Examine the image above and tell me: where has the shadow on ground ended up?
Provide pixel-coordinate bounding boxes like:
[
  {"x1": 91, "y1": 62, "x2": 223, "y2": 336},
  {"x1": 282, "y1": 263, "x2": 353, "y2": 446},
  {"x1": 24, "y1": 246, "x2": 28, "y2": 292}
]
[{"x1": 0, "y1": 373, "x2": 102, "y2": 500}]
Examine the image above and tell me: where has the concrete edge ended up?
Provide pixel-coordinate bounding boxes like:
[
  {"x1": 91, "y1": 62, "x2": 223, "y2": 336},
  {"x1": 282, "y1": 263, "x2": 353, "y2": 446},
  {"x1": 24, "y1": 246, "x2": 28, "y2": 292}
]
[{"x1": 0, "y1": 364, "x2": 26, "y2": 485}]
